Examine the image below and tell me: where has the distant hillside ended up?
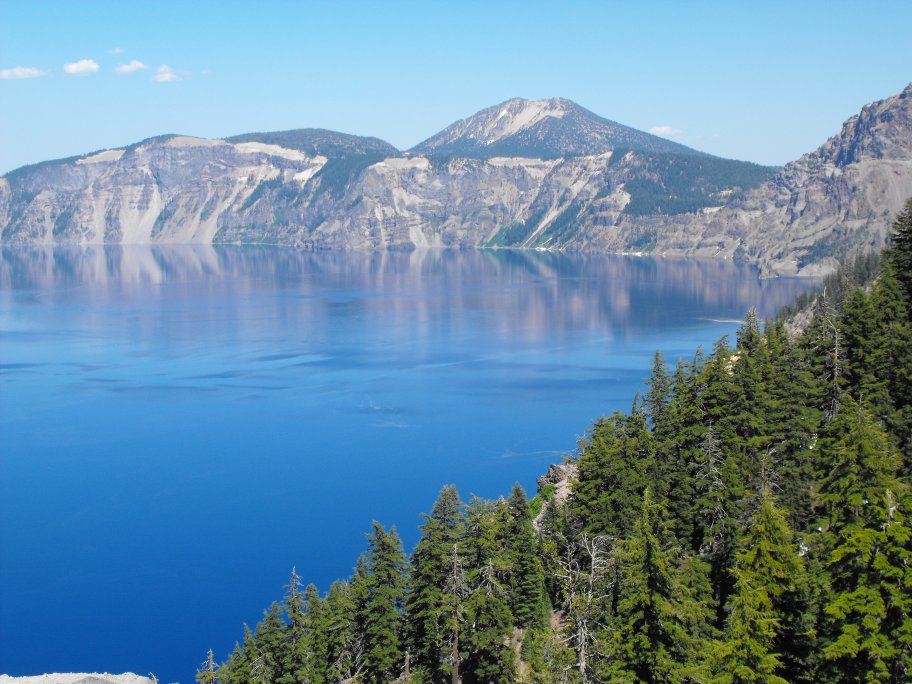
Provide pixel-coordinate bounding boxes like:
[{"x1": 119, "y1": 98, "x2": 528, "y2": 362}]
[
  {"x1": 226, "y1": 128, "x2": 400, "y2": 158},
  {"x1": 2, "y1": 85, "x2": 911, "y2": 276},
  {"x1": 410, "y1": 97, "x2": 704, "y2": 159}
]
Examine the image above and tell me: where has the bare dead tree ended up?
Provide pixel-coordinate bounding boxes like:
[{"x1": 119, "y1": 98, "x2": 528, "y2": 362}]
[
  {"x1": 697, "y1": 425, "x2": 728, "y2": 556},
  {"x1": 552, "y1": 532, "x2": 615, "y2": 680},
  {"x1": 442, "y1": 543, "x2": 470, "y2": 684}
]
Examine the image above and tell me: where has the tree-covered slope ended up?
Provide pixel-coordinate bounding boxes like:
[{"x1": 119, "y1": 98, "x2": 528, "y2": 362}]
[{"x1": 200, "y1": 200, "x2": 912, "y2": 683}]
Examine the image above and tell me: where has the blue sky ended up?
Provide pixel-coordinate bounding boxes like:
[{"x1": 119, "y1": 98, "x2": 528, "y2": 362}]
[{"x1": 1, "y1": 0, "x2": 910, "y2": 173}]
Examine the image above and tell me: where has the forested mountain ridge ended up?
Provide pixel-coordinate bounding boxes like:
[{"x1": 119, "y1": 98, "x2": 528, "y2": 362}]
[
  {"x1": 4, "y1": 85, "x2": 911, "y2": 276},
  {"x1": 198, "y1": 202, "x2": 912, "y2": 683}
]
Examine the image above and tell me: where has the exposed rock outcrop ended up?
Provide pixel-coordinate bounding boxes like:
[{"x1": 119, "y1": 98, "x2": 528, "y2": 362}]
[
  {"x1": 3, "y1": 85, "x2": 910, "y2": 276},
  {"x1": 0, "y1": 674, "x2": 154, "y2": 684}
]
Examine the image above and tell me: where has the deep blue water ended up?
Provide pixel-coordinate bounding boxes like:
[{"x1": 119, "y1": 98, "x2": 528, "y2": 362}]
[{"x1": 0, "y1": 246, "x2": 814, "y2": 682}]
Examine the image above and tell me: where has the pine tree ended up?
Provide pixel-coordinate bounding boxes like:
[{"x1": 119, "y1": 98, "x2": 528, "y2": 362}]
[
  {"x1": 610, "y1": 488, "x2": 697, "y2": 682},
  {"x1": 506, "y1": 483, "x2": 549, "y2": 630},
  {"x1": 886, "y1": 197, "x2": 912, "y2": 306},
  {"x1": 816, "y1": 397, "x2": 912, "y2": 683},
  {"x1": 462, "y1": 562, "x2": 517, "y2": 683},
  {"x1": 219, "y1": 624, "x2": 257, "y2": 684},
  {"x1": 407, "y1": 485, "x2": 466, "y2": 683},
  {"x1": 663, "y1": 349, "x2": 708, "y2": 552},
  {"x1": 279, "y1": 567, "x2": 310, "y2": 684},
  {"x1": 252, "y1": 602, "x2": 286, "y2": 684},
  {"x1": 196, "y1": 649, "x2": 218, "y2": 684},
  {"x1": 322, "y1": 580, "x2": 360, "y2": 682},
  {"x1": 712, "y1": 487, "x2": 811, "y2": 684},
  {"x1": 645, "y1": 350, "x2": 673, "y2": 433},
  {"x1": 571, "y1": 411, "x2": 653, "y2": 538},
  {"x1": 763, "y1": 322, "x2": 820, "y2": 531},
  {"x1": 362, "y1": 522, "x2": 407, "y2": 683}
]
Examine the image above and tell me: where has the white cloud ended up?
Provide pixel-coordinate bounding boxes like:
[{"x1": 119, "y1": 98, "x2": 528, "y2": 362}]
[
  {"x1": 109, "y1": 47, "x2": 125, "y2": 55},
  {"x1": 115, "y1": 60, "x2": 148, "y2": 74},
  {"x1": 152, "y1": 65, "x2": 179, "y2": 82},
  {"x1": 64, "y1": 58, "x2": 100, "y2": 75},
  {"x1": 0, "y1": 66, "x2": 47, "y2": 80},
  {"x1": 649, "y1": 125, "x2": 683, "y2": 138}
]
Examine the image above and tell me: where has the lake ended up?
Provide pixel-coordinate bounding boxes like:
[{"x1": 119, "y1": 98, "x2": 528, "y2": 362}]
[{"x1": 0, "y1": 245, "x2": 814, "y2": 682}]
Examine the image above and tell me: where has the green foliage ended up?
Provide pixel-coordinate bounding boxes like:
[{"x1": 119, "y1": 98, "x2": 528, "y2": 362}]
[
  {"x1": 621, "y1": 153, "x2": 776, "y2": 216},
  {"x1": 313, "y1": 153, "x2": 390, "y2": 200},
  {"x1": 362, "y1": 521, "x2": 407, "y2": 683},
  {"x1": 528, "y1": 483, "x2": 556, "y2": 522},
  {"x1": 712, "y1": 489, "x2": 811, "y2": 683},
  {"x1": 226, "y1": 128, "x2": 398, "y2": 158},
  {"x1": 487, "y1": 208, "x2": 547, "y2": 247},
  {"x1": 571, "y1": 411, "x2": 654, "y2": 538},
  {"x1": 816, "y1": 398, "x2": 912, "y2": 683},
  {"x1": 406, "y1": 485, "x2": 466, "y2": 683},
  {"x1": 205, "y1": 199, "x2": 912, "y2": 684}
]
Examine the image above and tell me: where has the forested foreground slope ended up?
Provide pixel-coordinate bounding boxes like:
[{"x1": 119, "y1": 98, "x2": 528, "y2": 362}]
[{"x1": 198, "y1": 200, "x2": 912, "y2": 683}]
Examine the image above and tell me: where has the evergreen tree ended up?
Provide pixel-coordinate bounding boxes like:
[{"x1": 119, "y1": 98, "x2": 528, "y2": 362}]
[
  {"x1": 663, "y1": 349, "x2": 708, "y2": 552},
  {"x1": 886, "y1": 197, "x2": 912, "y2": 306},
  {"x1": 463, "y1": 562, "x2": 517, "y2": 684},
  {"x1": 816, "y1": 397, "x2": 912, "y2": 683},
  {"x1": 196, "y1": 649, "x2": 218, "y2": 684},
  {"x1": 572, "y1": 411, "x2": 653, "y2": 538},
  {"x1": 713, "y1": 487, "x2": 811, "y2": 684},
  {"x1": 609, "y1": 488, "x2": 697, "y2": 682},
  {"x1": 507, "y1": 483, "x2": 549, "y2": 629},
  {"x1": 322, "y1": 580, "x2": 360, "y2": 682},
  {"x1": 279, "y1": 568, "x2": 310, "y2": 684},
  {"x1": 362, "y1": 522, "x2": 407, "y2": 683},
  {"x1": 407, "y1": 485, "x2": 466, "y2": 683},
  {"x1": 763, "y1": 322, "x2": 820, "y2": 530},
  {"x1": 218, "y1": 625, "x2": 256, "y2": 684},
  {"x1": 252, "y1": 602, "x2": 286, "y2": 684},
  {"x1": 645, "y1": 350, "x2": 673, "y2": 432}
]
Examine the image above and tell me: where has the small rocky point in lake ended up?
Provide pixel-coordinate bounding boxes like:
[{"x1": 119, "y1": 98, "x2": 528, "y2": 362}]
[{"x1": 0, "y1": 675, "x2": 155, "y2": 684}]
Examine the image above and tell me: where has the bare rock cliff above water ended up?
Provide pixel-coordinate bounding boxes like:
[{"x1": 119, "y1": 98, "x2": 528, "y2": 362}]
[{"x1": 3, "y1": 84, "x2": 911, "y2": 276}]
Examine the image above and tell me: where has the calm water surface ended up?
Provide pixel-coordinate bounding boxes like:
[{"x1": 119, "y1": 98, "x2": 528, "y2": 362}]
[{"x1": 0, "y1": 246, "x2": 814, "y2": 682}]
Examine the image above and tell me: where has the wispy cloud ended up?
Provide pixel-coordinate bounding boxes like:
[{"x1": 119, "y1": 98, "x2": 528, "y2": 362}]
[
  {"x1": 109, "y1": 47, "x2": 125, "y2": 55},
  {"x1": 152, "y1": 64, "x2": 178, "y2": 82},
  {"x1": 63, "y1": 58, "x2": 100, "y2": 75},
  {"x1": 0, "y1": 66, "x2": 47, "y2": 80},
  {"x1": 115, "y1": 60, "x2": 148, "y2": 74},
  {"x1": 649, "y1": 125, "x2": 683, "y2": 138}
]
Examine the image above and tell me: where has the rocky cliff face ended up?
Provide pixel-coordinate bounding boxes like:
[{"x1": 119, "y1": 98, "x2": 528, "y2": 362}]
[
  {"x1": 643, "y1": 82, "x2": 912, "y2": 276},
  {"x1": 3, "y1": 85, "x2": 910, "y2": 275}
]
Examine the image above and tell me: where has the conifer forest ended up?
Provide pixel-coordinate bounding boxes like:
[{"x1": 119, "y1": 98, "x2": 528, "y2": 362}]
[{"x1": 198, "y1": 200, "x2": 912, "y2": 684}]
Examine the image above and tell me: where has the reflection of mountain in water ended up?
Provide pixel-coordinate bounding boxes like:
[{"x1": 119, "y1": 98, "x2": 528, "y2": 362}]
[{"x1": 0, "y1": 245, "x2": 813, "y2": 343}]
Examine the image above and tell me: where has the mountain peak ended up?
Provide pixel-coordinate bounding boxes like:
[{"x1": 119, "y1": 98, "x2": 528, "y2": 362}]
[{"x1": 411, "y1": 97, "x2": 705, "y2": 159}]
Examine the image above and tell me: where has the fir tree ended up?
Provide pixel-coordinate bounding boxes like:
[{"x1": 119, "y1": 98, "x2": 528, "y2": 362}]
[
  {"x1": 362, "y1": 521, "x2": 407, "y2": 683},
  {"x1": 196, "y1": 649, "x2": 218, "y2": 684},
  {"x1": 507, "y1": 483, "x2": 549, "y2": 629},
  {"x1": 407, "y1": 485, "x2": 466, "y2": 683},
  {"x1": 610, "y1": 488, "x2": 697, "y2": 682},
  {"x1": 279, "y1": 568, "x2": 310, "y2": 684},
  {"x1": 463, "y1": 562, "x2": 517, "y2": 684},
  {"x1": 252, "y1": 602, "x2": 286, "y2": 684},
  {"x1": 322, "y1": 580, "x2": 360, "y2": 682},
  {"x1": 816, "y1": 397, "x2": 912, "y2": 683},
  {"x1": 886, "y1": 197, "x2": 912, "y2": 306},
  {"x1": 712, "y1": 487, "x2": 811, "y2": 684},
  {"x1": 572, "y1": 411, "x2": 653, "y2": 538}
]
